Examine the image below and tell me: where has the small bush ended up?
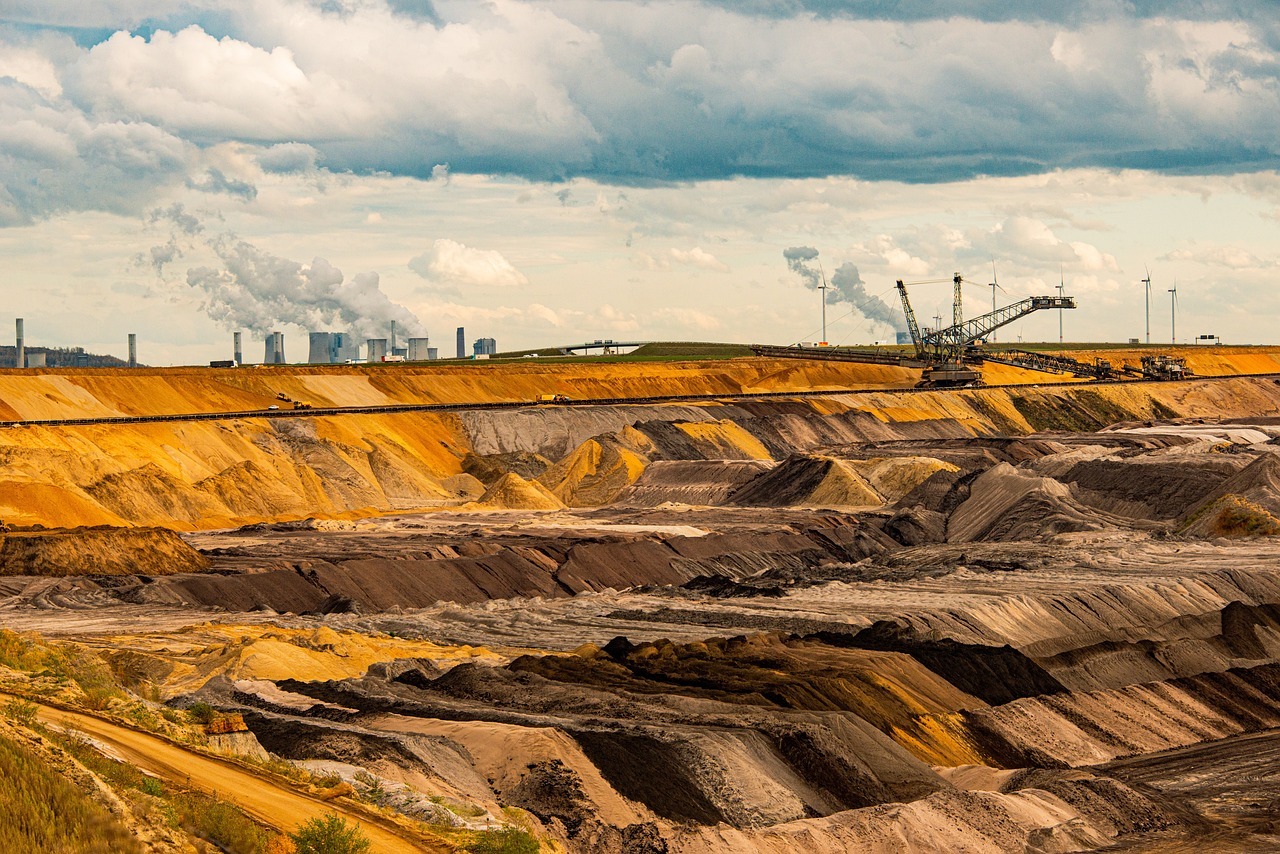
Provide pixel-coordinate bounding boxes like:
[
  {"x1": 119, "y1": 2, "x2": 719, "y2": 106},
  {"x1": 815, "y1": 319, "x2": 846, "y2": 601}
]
[
  {"x1": 186, "y1": 702, "x2": 217, "y2": 725},
  {"x1": 3, "y1": 698, "x2": 38, "y2": 726},
  {"x1": 465, "y1": 827, "x2": 540, "y2": 854},
  {"x1": 289, "y1": 813, "x2": 370, "y2": 854},
  {"x1": 139, "y1": 776, "x2": 164, "y2": 797}
]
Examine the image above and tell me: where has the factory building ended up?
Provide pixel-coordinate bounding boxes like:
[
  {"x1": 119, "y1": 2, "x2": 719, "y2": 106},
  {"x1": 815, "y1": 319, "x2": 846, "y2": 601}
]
[
  {"x1": 264, "y1": 331, "x2": 286, "y2": 364},
  {"x1": 308, "y1": 332, "x2": 360, "y2": 364},
  {"x1": 26, "y1": 351, "x2": 45, "y2": 368},
  {"x1": 366, "y1": 338, "x2": 388, "y2": 362},
  {"x1": 456, "y1": 327, "x2": 465, "y2": 359},
  {"x1": 473, "y1": 337, "x2": 497, "y2": 357}
]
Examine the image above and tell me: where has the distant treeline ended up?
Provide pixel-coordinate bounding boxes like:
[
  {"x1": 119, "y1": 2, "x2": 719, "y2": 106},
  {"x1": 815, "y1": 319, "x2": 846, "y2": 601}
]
[{"x1": 0, "y1": 346, "x2": 131, "y2": 368}]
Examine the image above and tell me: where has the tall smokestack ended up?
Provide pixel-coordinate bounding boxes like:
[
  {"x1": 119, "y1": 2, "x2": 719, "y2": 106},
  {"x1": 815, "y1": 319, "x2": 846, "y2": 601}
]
[
  {"x1": 15, "y1": 318, "x2": 23, "y2": 369},
  {"x1": 390, "y1": 320, "x2": 397, "y2": 352},
  {"x1": 127, "y1": 334, "x2": 137, "y2": 368},
  {"x1": 233, "y1": 331, "x2": 242, "y2": 365},
  {"x1": 456, "y1": 326, "x2": 465, "y2": 359}
]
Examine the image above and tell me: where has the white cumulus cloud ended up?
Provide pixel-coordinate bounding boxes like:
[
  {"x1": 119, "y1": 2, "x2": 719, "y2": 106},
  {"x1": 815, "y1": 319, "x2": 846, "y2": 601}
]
[{"x1": 408, "y1": 239, "x2": 529, "y2": 288}]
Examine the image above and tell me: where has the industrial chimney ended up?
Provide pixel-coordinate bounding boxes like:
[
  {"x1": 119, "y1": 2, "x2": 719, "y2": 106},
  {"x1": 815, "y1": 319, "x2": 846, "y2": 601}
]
[
  {"x1": 233, "y1": 331, "x2": 243, "y2": 365},
  {"x1": 127, "y1": 334, "x2": 137, "y2": 368},
  {"x1": 15, "y1": 318, "x2": 23, "y2": 369},
  {"x1": 390, "y1": 320, "x2": 397, "y2": 353}
]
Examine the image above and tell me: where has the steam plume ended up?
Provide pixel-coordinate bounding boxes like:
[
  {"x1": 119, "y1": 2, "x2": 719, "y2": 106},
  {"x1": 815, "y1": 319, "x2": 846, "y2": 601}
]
[
  {"x1": 185, "y1": 235, "x2": 425, "y2": 339},
  {"x1": 783, "y1": 246, "x2": 904, "y2": 333}
]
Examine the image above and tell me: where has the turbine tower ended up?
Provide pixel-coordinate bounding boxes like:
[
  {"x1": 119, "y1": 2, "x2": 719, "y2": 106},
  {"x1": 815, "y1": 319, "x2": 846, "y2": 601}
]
[
  {"x1": 1057, "y1": 266, "x2": 1065, "y2": 345},
  {"x1": 817, "y1": 262, "x2": 829, "y2": 345},
  {"x1": 1169, "y1": 281, "x2": 1178, "y2": 345},
  {"x1": 988, "y1": 260, "x2": 1000, "y2": 343},
  {"x1": 1142, "y1": 267, "x2": 1152, "y2": 345}
]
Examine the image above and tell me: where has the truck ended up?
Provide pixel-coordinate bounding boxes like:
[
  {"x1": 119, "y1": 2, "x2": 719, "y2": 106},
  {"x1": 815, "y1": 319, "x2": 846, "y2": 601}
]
[{"x1": 536, "y1": 394, "x2": 571, "y2": 403}]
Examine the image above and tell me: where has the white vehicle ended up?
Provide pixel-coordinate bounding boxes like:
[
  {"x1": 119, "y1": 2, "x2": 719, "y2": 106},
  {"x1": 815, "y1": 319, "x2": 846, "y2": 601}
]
[{"x1": 267, "y1": 404, "x2": 280, "y2": 410}]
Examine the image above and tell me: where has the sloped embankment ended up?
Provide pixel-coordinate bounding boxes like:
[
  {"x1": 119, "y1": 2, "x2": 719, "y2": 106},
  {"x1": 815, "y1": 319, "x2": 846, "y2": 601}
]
[
  {"x1": 0, "y1": 526, "x2": 208, "y2": 576},
  {"x1": 0, "y1": 373, "x2": 1276, "y2": 529}
]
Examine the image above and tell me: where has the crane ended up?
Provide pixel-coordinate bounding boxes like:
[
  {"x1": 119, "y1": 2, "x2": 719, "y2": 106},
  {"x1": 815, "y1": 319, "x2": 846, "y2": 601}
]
[{"x1": 896, "y1": 275, "x2": 1076, "y2": 387}]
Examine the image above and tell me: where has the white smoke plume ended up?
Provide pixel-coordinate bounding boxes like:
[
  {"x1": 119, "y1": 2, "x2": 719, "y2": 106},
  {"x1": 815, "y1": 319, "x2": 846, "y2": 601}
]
[
  {"x1": 185, "y1": 235, "x2": 425, "y2": 339},
  {"x1": 144, "y1": 206, "x2": 424, "y2": 338},
  {"x1": 783, "y1": 246, "x2": 905, "y2": 333}
]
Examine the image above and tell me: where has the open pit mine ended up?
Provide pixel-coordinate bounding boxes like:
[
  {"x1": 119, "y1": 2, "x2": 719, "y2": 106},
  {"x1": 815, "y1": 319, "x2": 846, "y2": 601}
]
[{"x1": 7, "y1": 348, "x2": 1280, "y2": 852}]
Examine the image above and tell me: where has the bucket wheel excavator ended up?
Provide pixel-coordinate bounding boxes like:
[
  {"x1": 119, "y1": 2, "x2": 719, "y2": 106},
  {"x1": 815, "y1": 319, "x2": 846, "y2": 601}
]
[{"x1": 896, "y1": 274, "x2": 1076, "y2": 388}]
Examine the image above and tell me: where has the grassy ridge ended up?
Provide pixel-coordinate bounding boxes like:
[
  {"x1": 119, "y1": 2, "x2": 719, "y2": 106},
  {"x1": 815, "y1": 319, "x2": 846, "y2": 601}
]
[{"x1": 0, "y1": 731, "x2": 141, "y2": 854}]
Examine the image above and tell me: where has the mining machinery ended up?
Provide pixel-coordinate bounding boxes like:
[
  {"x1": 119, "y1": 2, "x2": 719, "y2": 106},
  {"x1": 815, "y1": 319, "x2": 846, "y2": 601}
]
[{"x1": 897, "y1": 274, "x2": 1076, "y2": 387}]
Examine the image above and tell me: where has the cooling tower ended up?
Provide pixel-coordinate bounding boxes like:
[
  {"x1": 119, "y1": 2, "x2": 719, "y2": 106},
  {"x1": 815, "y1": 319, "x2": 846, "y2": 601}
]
[
  {"x1": 308, "y1": 332, "x2": 334, "y2": 364},
  {"x1": 366, "y1": 338, "x2": 388, "y2": 362},
  {"x1": 407, "y1": 337, "x2": 431, "y2": 361}
]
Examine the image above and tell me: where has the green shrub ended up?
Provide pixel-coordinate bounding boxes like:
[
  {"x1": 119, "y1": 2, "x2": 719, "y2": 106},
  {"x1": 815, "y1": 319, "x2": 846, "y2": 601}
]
[
  {"x1": 2, "y1": 698, "x2": 38, "y2": 726},
  {"x1": 0, "y1": 732, "x2": 142, "y2": 853},
  {"x1": 465, "y1": 827, "x2": 540, "y2": 854},
  {"x1": 290, "y1": 813, "x2": 371, "y2": 854},
  {"x1": 186, "y1": 702, "x2": 217, "y2": 725},
  {"x1": 139, "y1": 776, "x2": 164, "y2": 797}
]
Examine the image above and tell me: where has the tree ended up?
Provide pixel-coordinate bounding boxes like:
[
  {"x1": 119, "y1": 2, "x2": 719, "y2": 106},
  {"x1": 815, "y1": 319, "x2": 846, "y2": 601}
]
[{"x1": 289, "y1": 813, "x2": 371, "y2": 854}]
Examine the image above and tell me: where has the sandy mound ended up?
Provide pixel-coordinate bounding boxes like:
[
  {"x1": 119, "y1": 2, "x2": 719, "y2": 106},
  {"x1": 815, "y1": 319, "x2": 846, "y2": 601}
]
[
  {"x1": 845, "y1": 457, "x2": 960, "y2": 504},
  {"x1": 538, "y1": 438, "x2": 647, "y2": 506},
  {"x1": 0, "y1": 526, "x2": 209, "y2": 577},
  {"x1": 730, "y1": 456, "x2": 882, "y2": 508},
  {"x1": 475, "y1": 472, "x2": 566, "y2": 510},
  {"x1": 946, "y1": 463, "x2": 1111, "y2": 542},
  {"x1": 1182, "y1": 453, "x2": 1280, "y2": 537}
]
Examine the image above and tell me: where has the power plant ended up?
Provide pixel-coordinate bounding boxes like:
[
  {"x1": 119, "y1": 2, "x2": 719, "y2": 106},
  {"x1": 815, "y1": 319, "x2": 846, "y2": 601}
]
[
  {"x1": 407, "y1": 337, "x2": 436, "y2": 361},
  {"x1": 366, "y1": 338, "x2": 388, "y2": 362},
  {"x1": 307, "y1": 332, "x2": 359, "y2": 364},
  {"x1": 264, "y1": 331, "x2": 286, "y2": 364},
  {"x1": 473, "y1": 337, "x2": 497, "y2": 357}
]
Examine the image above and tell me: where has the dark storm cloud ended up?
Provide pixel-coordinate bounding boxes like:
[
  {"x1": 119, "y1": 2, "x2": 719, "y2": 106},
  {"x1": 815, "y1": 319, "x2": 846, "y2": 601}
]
[{"x1": 5, "y1": 0, "x2": 1280, "y2": 225}]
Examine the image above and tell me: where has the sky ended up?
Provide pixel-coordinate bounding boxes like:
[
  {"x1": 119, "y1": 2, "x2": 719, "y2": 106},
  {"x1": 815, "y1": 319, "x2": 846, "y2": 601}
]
[{"x1": 3, "y1": 1, "x2": 1280, "y2": 364}]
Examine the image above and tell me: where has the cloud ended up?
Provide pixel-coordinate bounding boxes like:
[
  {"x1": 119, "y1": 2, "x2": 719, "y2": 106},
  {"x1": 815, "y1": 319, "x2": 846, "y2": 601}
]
[
  {"x1": 186, "y1": 167, "x2": 257, "y2": 200},
  {"x1": 3, "y1": 1, "x2": 1279, "y2": 218},
  {"x1": 256, "y1": 142, "x2": 318, "y2": 174},
  {"x1": 0, "y1": 78, "x2": 190, "y2": 225},
  {"x1": 652, "y1": 307, "x2": 721, "y2": 331},
  {"x1": 669, "y1": 247, "x2": 730, "y2": 272},
  {"x1": 409, "y1": 239, "x2": 529, "y2": 288},
  {"x1": 1164, "y1": 245, "x2": 1273, "y2": 269}
]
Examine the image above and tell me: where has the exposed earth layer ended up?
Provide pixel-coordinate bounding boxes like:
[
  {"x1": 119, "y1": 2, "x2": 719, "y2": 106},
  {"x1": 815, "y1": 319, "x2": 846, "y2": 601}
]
[{"x1": 4, "y1": 355, "x2": 1280, "y2": 851}]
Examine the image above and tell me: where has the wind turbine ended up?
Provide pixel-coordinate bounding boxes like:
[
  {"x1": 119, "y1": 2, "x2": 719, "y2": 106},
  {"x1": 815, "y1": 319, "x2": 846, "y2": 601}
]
[
  {"x1": 1057, "y1": 265, "x2": 1065, "y2": 345},
  {"x1": 988, "y1": 259, "x2": 1009, "y2": 343},
  {"x1": 1142, "y1": 267, "x2": 1152, "y2": 345},
  {"x1": 817, "y1": 262, "x2": 829, "y2": 345},
  {"x1": 1169, "y1": 280, "x2": 1178, "y2": 345}
]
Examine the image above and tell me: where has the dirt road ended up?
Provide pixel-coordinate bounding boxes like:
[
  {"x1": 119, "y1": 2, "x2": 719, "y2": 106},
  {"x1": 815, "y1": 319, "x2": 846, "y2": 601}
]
[{"x1": 28, "y1": 700, "x2": 447, "y2": 853}]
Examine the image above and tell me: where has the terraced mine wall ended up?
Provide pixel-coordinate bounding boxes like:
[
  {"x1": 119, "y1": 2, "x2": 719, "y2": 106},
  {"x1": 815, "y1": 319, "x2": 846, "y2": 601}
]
[{"x1": 0, "y1": 368, "x2": 1277, "y2": 528}]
